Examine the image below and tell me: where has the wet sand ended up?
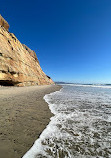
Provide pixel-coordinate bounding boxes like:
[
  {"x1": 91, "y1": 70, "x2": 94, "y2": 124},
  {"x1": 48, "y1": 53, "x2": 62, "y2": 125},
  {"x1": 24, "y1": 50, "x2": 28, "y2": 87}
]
[{"x1": 0, "y1": 85, "x2": 61, "y2": 158}]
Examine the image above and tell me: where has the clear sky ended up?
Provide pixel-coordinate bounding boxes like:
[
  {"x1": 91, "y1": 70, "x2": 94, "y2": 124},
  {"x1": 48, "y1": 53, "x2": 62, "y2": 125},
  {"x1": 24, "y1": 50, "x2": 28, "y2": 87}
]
[{"x1": 1, "y1": 0, "x2": 111, "y2": 83}]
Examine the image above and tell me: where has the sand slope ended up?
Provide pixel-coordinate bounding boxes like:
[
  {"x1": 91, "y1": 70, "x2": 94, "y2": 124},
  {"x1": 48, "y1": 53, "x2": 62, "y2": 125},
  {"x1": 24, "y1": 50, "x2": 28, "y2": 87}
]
[{"x1": 0, "y1": 85, "x2": 61, "y2": 158}]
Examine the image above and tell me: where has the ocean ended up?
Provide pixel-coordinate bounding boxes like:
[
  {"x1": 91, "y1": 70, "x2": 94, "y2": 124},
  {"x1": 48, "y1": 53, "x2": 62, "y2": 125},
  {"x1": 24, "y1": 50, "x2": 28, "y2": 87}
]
[{"x1": 23, "y1": 84, "x2": 111, "y2": 158}]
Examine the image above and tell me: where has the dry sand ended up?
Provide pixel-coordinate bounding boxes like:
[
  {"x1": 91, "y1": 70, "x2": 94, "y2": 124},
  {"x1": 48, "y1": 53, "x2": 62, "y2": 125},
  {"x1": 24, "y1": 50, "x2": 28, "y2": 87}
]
[{"x1": 0, "y1": 84, "x2": 61, "y2": 158}]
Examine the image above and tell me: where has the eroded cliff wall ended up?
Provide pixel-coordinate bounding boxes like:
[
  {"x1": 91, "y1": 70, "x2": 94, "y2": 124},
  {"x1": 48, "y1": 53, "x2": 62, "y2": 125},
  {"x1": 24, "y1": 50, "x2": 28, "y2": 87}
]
[
  {"x1": 0, "y1": 16, "x2": 54, "y2": 86},
  {"x1": 0, "y1": 15, "x2": 9, "y2": 31}
]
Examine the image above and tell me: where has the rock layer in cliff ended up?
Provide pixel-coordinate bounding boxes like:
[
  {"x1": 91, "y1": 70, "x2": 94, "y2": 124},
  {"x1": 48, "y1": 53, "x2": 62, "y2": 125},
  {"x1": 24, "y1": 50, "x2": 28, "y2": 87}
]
[{"x1": 0, "y1": 15, "x2": 54, "y2": 86}]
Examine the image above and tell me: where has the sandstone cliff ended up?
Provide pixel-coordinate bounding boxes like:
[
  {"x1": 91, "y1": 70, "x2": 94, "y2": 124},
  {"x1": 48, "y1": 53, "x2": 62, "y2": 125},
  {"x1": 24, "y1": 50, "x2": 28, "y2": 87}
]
[
  {"x1": 0, "y1": 15, "x2": 9, "y2": 31},
  {"x1": 0, "y1": 15, "x2": 54, "y2": 86}
]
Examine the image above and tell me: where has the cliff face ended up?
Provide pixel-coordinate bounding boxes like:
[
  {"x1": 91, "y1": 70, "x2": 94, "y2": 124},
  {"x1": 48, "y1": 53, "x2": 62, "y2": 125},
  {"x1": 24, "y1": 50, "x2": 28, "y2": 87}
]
[
  {"x1": 0, "y1": 15, "x2": 9, "y2": 31},
  {"x1": 0, "y1": 16, "x2": 54, "y2": 86}
]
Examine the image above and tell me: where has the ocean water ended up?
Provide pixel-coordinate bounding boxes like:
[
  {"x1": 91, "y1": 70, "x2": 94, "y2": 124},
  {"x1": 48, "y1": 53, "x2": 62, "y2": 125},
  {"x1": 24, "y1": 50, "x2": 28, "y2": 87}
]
[{"x1": 23, "y1": 84, "x2": 111, "y2": 158}]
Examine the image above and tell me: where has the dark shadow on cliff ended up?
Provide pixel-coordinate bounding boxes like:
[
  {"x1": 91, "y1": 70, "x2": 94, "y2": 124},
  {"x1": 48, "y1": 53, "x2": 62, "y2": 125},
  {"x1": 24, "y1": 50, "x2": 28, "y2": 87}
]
[{"x1": 0, "y1": 80, "x2": 15, "y2": 86}]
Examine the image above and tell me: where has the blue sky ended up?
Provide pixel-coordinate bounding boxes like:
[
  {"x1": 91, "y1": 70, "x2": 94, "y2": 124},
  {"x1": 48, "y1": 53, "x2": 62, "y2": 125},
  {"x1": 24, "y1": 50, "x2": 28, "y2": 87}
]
[{"x1": 1, "y1": 0, "x2": 111, "y2": 83}]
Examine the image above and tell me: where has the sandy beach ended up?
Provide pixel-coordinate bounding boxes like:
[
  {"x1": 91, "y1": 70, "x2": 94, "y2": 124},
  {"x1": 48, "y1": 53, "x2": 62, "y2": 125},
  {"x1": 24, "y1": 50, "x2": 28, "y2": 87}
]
[{"x1": 0, "y1": 84, "x2": 61, "y2": 158}]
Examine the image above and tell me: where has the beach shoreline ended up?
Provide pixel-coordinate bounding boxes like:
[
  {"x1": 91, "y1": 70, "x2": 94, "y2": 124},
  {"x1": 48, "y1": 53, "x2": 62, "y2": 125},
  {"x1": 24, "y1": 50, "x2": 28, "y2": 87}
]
[{"x1": 0, "y1": 84, "x2": 61, "y2": 158}]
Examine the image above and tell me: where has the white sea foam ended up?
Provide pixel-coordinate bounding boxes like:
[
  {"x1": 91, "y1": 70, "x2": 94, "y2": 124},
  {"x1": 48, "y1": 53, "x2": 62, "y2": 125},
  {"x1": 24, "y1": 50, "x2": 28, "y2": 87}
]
[
  {"x1": 23, "y1": 90, "x2": 63, "y2": 158},
  {"x1": 61, "y1": 83, "x2": 111, "y2": 89},
  {"x1": 23, "y1": 84, "x2": 111, "y2": 158}
]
